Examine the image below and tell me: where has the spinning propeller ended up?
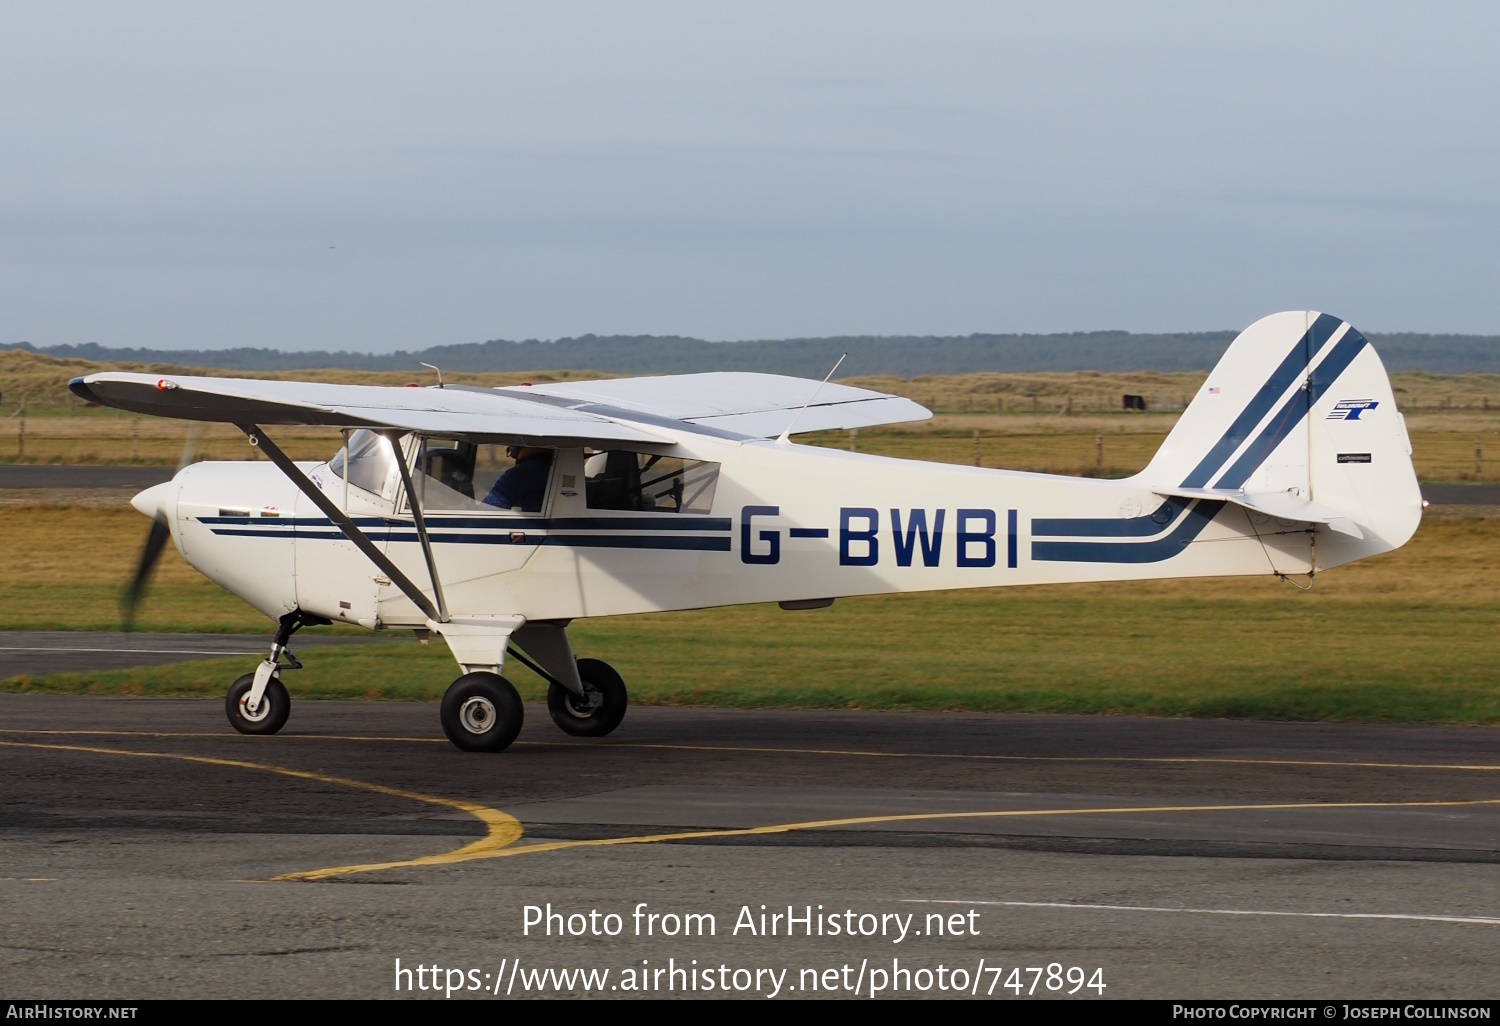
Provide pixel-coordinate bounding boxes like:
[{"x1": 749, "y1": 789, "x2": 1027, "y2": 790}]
[{"x1": 120, "y1": 427, "x2": 200, "y2": 630}]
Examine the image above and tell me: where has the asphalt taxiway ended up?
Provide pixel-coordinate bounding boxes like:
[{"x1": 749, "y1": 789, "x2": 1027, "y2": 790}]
[
  {"x1": 0, "y1": 631, "x2": 386, "y2": 676},
  {"x1": 2, "y1": 694, "x2": 1498, "y2": 999}
]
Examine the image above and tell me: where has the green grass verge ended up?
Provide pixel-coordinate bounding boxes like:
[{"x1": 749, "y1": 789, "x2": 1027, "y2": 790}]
[{"x1": 6, "y1": 589, "x2": 1499, "y2": 724}]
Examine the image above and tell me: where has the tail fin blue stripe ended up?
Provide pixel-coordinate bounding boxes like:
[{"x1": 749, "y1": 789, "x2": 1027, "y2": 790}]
[
  {"x1": 1214, "y1": 329, "x2": 1369, "y2": 490},
  {"x1": 1179, "y1": 313, "x2": 1343, "y2": 489}
]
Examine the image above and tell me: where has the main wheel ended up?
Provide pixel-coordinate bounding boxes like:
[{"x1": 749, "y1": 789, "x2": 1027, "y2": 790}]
[
  {"x1": 226, "y1": 672, "x2": 291, "y2": 735},
  {"x1": 546, "y1": 657, "x2": 628, "y2": 737},
  {"x1": 440, "y1": 672, "x2": 524, "y2": 752}
]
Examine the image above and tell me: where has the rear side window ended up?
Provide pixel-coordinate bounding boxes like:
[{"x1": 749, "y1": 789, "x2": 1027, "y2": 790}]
[{"x1": 583, "y1": 451, "x2": 719, "y2": 514}]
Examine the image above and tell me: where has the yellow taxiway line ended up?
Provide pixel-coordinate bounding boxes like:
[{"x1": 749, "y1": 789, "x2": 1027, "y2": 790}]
[
  {"x1": 464, "y1": 795, "x2": 1500, "y2": 863},
  {"x1": 514, "y1": 740, "x2": 1500, "y2": 775},
  {"x1": 0, "y1": 739, "x2": 522, "y2": 881},
  {"x1": 7, "y1": 733, "x2": 1500, "y2": 883}
]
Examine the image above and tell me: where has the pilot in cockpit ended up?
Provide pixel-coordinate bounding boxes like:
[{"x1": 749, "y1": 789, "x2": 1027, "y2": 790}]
[{"x1": 482, "y1": 446, "x2": 554, "y2": 512}]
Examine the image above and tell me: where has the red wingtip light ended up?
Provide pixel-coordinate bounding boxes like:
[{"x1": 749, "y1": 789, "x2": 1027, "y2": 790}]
[{"x1": 156, "y1": 378, "x2": 178, "y2": 390}]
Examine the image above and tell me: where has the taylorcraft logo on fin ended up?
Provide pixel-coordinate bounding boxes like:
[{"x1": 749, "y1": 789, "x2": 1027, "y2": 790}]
[{"x1": 1328, "y1": 400, "x2": 1379, "y2": 421}]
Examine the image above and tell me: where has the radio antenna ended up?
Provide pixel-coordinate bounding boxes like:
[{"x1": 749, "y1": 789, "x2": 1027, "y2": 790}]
[
  {"x1": 776, "y1": 352, "x2": 846, "y2": 445},
  {"x1": 419, "y1": 362, "x2": 445, "y2": 388}
]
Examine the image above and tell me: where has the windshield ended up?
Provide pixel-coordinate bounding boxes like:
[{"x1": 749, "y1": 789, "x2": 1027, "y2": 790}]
[{"x1": 329, "y1": 429, "x2": 397, "y2": 496}]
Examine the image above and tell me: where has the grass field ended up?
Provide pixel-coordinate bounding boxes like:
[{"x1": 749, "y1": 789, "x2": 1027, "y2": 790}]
[
  {"x1": 4, "y1": 348, "x2": 1500, "y2": 481},
  {"x1": 3, "y1": 502, "x2": 1497, "y2": 723},
  {"x1": 8, "y1": 346, "x2": 1500, "y2": 414},
  {"x1": 3, "y1": 347, "x2": 1496, "y2": 722},
  {"x1": 3, "y1": 410, "x2": 1498, "y2": 482}
]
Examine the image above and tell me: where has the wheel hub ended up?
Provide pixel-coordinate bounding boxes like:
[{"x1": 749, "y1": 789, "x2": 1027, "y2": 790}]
[
  {"x1": 564, "y1": 684, "x2": 602, "y2": 718},
  {"x1": 239, "y1": 693, "x2": 271, "y2": 722},
  {"x1": 459, "y1": 695, "x2": 497, "y2": 734}
]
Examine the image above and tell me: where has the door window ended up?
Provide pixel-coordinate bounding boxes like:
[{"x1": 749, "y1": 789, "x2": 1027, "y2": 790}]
[{"x1": 407, "y1": 439, "x2": 555, "y2": 513}]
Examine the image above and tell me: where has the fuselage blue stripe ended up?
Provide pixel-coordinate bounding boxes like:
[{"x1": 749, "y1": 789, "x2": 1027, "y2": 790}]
[
  {"x1": 1031, "y1": 501, "x2": 1225, "y2": 563},
  {"x1": 1179, "y1": 314, "x2": 1343, "y2": 489},
  {"x1": 197, "y1": 514, "x2": 731, "y2": 532},
  {"x1": 542, "y1": 535, "x2": 730, "y2": 551},
  {"x1": 1214, "y1": 330, "x2": 1369, "y2": 490},
  {"x1": 205, "y1": 527, "x2": 729, "y2": 551},
  {"x1": 1031, "y1": 499, "x2": 1189, "y2": 538}
]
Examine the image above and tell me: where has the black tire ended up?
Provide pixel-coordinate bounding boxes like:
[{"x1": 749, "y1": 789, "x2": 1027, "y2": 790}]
[
  {"x1": 440, "y1": 672, "x2": 524, "y2": 752},
  {"x1": 546, "y1": 658, "x2": 628, "y2": 737},
  {"x1": 226, "y1": 672, "x2": 291, "y2": 735}
]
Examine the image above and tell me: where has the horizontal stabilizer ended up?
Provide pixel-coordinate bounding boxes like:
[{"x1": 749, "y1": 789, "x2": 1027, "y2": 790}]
[{"x1": 1162, "y1": 487, "x2": 1364, "y2": 539}]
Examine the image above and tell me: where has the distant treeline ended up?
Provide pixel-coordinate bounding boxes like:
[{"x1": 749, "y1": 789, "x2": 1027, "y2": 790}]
[{"x1": 9, "y1": 331, "x2": 1500, "y2": 376}]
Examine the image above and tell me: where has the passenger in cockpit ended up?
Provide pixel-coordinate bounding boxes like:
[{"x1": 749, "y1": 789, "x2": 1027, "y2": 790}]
[{"x1": 482, "y1": 446, "x2": 554, "y2": 512}]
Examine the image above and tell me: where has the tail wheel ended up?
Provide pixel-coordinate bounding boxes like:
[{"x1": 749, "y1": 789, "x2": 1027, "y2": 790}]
[
  {"x1": 226, "y1": 673, "x2": 291, "y2": 735},
  {"x1": 546, "y1": 657, "x2": 628, "y2": 738},
  {"x1": 441, "y1": 672, "x2": 524, "y2": 752}
]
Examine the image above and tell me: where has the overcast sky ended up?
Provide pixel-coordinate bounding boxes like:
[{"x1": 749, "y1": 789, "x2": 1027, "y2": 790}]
[{"x1": 2, "y1": 2, "x2": 1497, "y2": 351}]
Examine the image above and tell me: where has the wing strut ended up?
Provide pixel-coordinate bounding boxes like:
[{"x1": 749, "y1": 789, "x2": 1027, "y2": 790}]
[
  {"x1": 238, "y1": 424, "x2": 441, "y2": 623},
  {"x1": 384, "y1": 430, "x2": 450, "y2": 623}
]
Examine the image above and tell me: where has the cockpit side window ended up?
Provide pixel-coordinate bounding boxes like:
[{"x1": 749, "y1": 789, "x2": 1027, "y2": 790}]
[
  {"x1": 398, "y1": 439, "x2": 556, "y2": 514},
  {"x1": 414, "y1": 438, "x2": 479, "y2": 509}
]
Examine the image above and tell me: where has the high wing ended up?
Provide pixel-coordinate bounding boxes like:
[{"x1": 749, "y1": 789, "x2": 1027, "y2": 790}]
[
  {"x1": 69, "y1": 372, "x2": 667, "y2": 446},
  {"x1": 514, "y1": 372, "x2": 931, "y2": 437},
  {"x1": 70, "y1": 370, "x2": 931, "y2": 442}
]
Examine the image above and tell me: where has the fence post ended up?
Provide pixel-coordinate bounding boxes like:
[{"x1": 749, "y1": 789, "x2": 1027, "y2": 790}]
[
  {"x1": 132, "y1": 417, "x2": 140, "y2": 459},
  {"x1": 1096, "y1": 432, "x2": 1103, "y2": 471},
  {"x1": 849, "y1": 428, "x2": 857, "y2": 453},
  {"x1": 972, "y1": 429, "x2": 981, "y2": 467},
  {"x1": 17, "y1": 399, "x2": 24, "y2": 460},
  {"x1": 1478, "y1": 437, "x2": 1484, "y2": 479}
]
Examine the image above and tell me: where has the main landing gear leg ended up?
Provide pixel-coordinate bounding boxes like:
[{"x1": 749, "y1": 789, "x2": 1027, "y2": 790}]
[
  {"x1": 225, "y1": 609, "x2": 329, "y2": 736},
  {"x1": 509, "y1": 621, "x2": 628, "y2": 739},
  {"x1": 435, "y1": 617, "x2": 526, "y2": 752}
]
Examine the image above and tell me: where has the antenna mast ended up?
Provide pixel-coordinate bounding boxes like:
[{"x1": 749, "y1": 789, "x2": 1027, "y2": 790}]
[{"x1": 776, "y1": 353, "x2": 847, "y2": 444}]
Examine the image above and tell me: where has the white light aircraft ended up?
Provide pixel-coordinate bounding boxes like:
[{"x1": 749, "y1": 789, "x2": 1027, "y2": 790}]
[{"x1": 72, "y1": 312, "x2": 1421, "y2": 752}]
